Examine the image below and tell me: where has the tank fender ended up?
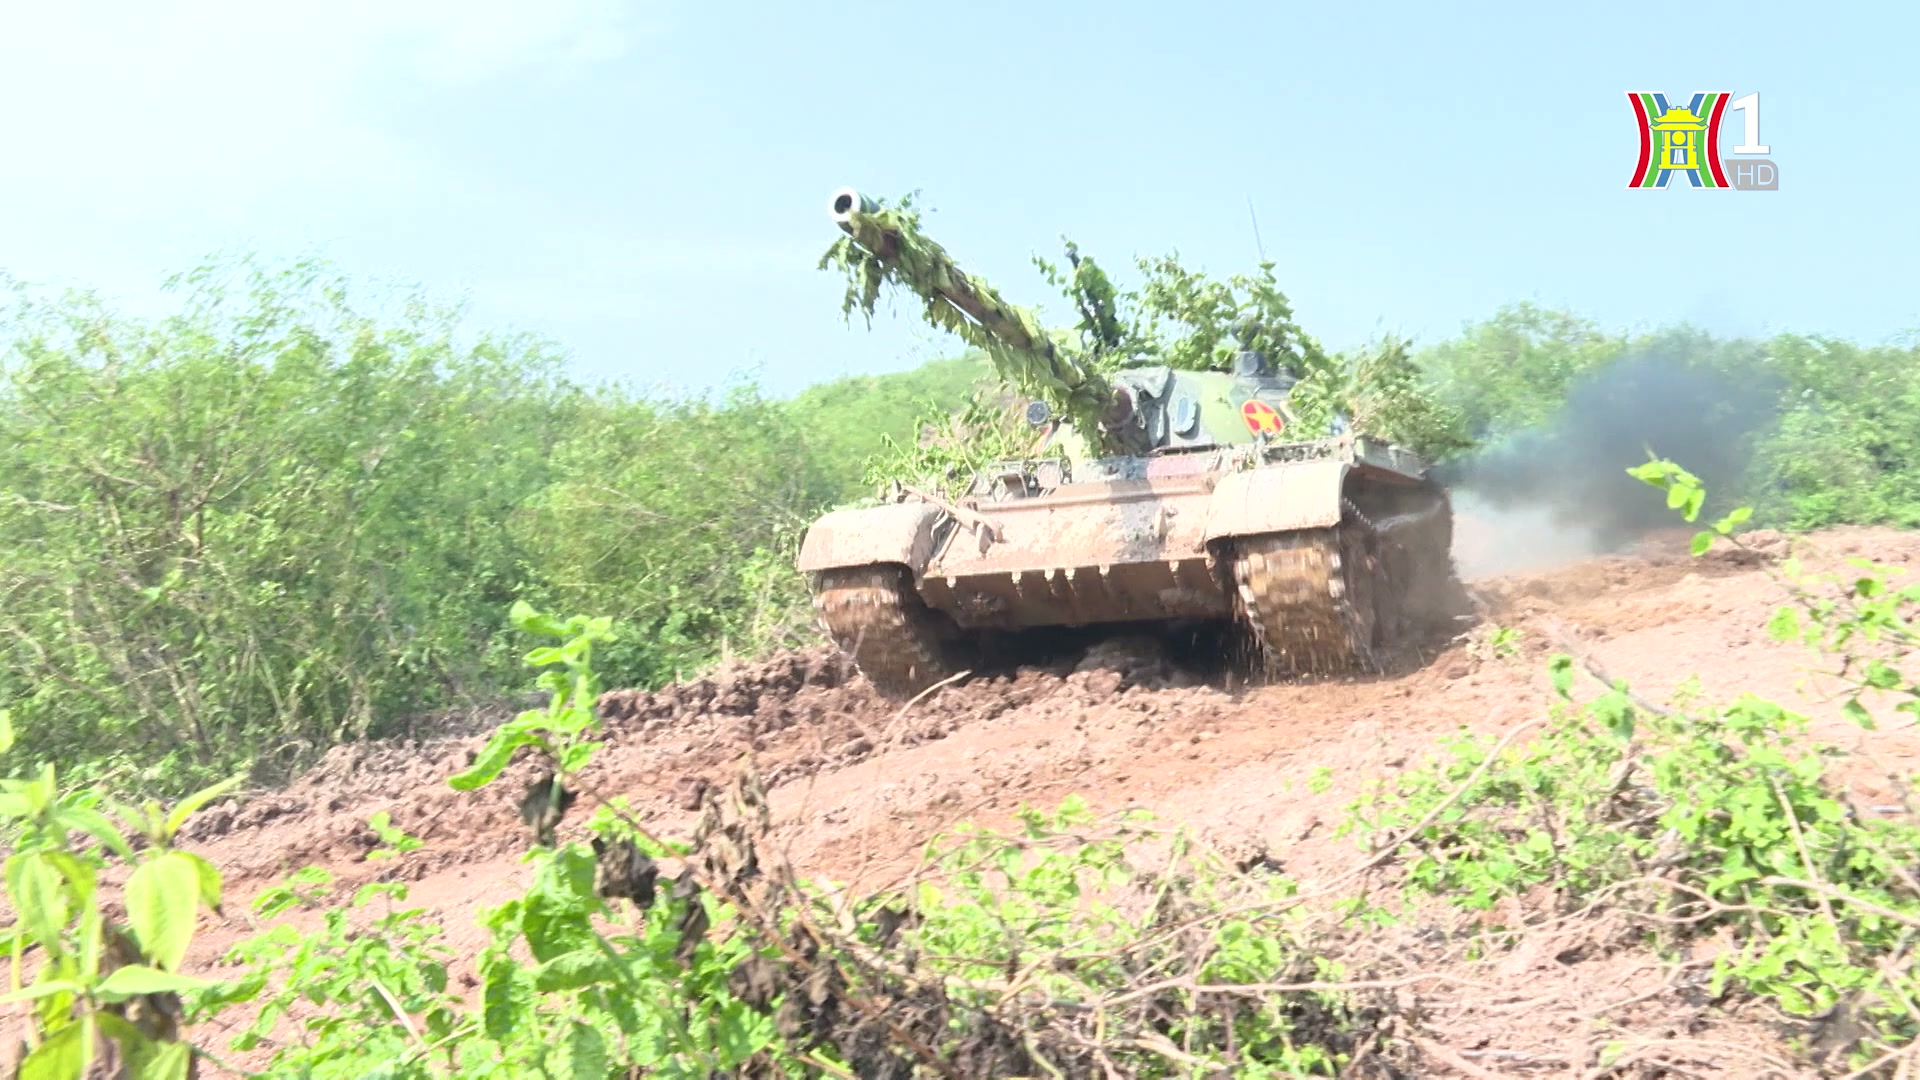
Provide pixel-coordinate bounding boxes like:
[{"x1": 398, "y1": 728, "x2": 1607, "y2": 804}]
[
  {"x1": 796, "y1": 502, "x2": 948, "y2": 575},
  {"x1": 1202, "y1": 459, "x2": 1348, "y2": 541}
]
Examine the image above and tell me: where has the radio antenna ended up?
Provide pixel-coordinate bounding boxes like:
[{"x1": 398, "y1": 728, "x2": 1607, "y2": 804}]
[{"x1": 1246, "y1": 195, "x2": 1268, "y2": 262}]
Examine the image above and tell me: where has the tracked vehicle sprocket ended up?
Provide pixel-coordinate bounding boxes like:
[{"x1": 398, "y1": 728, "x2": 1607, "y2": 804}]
[
  {"x1": 1229, "y1": 493, "x2": 1456, "y2": 677},
  {"x1": 810, "y1": 564, "x2": 974, "y2": 698}
]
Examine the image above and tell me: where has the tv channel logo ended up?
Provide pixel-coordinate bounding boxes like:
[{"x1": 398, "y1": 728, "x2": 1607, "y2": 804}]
[{"x1": 1627, "y1": 92, "x2": 1777, "y2": 191}]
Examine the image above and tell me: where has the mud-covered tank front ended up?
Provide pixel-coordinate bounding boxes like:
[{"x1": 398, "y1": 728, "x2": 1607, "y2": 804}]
[{"x1": 799, "y1": 433, "x2": 1456, "y2": 696}]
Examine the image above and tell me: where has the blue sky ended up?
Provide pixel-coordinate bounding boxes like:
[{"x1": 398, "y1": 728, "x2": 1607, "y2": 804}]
[{"x1": 0, "y1": 1, "x2": 1911, "y2": 398}]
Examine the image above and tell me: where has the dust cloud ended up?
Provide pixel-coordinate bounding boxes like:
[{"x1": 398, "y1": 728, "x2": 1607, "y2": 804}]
[
  {"x1": 1448, "y1": 492, "x2": 1607, "y2": 581},
  {"x1": 1436, "y1": 349, "x2": 1781, "y2": 581}
]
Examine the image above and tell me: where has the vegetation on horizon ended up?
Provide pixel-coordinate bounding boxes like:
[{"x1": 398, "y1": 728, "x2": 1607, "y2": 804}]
[
  {"x1": 0, "y1": 249, "x2": 1918, "y2": 798},
  {"x1": 0, "y1": 259, "x2": 833, "y2": 796}
]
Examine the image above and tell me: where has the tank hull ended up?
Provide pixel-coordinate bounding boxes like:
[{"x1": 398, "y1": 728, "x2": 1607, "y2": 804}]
[
  {"x1": 799, "y1": 436, "x2": 1458, "y2": 696},
  {"x1": 916, "y1": 462, "x2": 1237, "y2": 630}
]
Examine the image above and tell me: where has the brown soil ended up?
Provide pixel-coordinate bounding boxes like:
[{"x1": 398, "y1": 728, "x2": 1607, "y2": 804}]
[{"x1": 66, "y1": 525, "x2": 1920, "y2": 1075}]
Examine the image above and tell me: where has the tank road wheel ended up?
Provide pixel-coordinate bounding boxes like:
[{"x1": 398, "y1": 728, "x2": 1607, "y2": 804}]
[
  {"x1": 810, "y1": 565, "x2": 974, "y2": 699},
  {"x1": 1230, "y1": 525, "x2": 1384, "y2": 677}
]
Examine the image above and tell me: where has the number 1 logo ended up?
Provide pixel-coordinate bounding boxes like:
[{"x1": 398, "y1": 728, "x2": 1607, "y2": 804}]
[{"x1": 1627, "y1": 91, "x2": 1776, "y2": 191}]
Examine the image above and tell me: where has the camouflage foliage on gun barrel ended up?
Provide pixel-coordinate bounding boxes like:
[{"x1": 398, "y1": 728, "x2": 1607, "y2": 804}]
[{"x1": 819, "y1": 188, "x2": 1118, "y2": 450}]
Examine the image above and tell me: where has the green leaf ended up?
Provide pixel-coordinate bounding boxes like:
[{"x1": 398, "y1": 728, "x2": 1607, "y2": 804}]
[
  {"x1": 1548, "y1": 654, "x2": 1574, "y2": 698},
  {"x1": 125, "y1": 853, "x2": 203, "y2": 971},
  {"x1": 1865, "y1": 660, "x2": 1905, "y2": 691},
  {"x1": 533, "y1": 948, "x2": 613, "y2": 991},
  {"x1": 1690, "y1": 531, "x2": 1713, "y2": 557},
  {"x1": 1842, "y1": 697, "x2": 1876, "y2": 730},
  {"x1": 1625, "y1": 460, "x2": 1669, "y2": 488},
  {"x1": 481, "y1": 960, "x2": 529, "y2": 1040},
  {"x1": 97, "y1": 1013, "x2": 191, "y2": 1080},
  {"x1": 1766, "y1": 607, "x2": 1801, "y2": 642},
  {"x1": 42, "y1": 851, "x2": 98, "y2": 908},
  {"x1": 96, "y1": 965, "x2": 216, "y2": 1002},
  {"x1": 510, "y1": 600, "x2": 569, "y2": 638},
  {"x1": 557, "y1": 742, "x2": 596, "y2": 774},
  {"x1": 126, "y1": 1036, "x2": 191, "y2": 1080},
  {"x1": 174, "y1": 852, "x2": 224, "y2": 912},
  {"x1": 553, "y1": 1020, "x2": 609, "y2": 1079},
  {"x1": 93, "y1": 1012, "x2": 149, "y2": 1061},
  {"x1": 716, "y1": 999, "x2": 774, "y2": 1063},
  {"x1": 1590, "y1": 691, "x2": 1636, "y2": 742},
  {"x1": 164, "y1": 775, "x2": 244, "y2": 838},
  {"x1": 18, "y1": 1016, "x2": 89, "y2": 1080},
  {"x1": 191, "y1": 970, "x2": 265, "y2": 1012},
  {"x1": 0, "y1": 978, "x2": 84, "y2": 1004},
  {"x1": 524, "y1": 645, "x2": 566, "y2": 668},
  {"x1": 1683, "y1": 487, "x2": 1705, "y2": 522},
  {"x1": 51, "y1": 806, "x2": 133, "y2": 862},
  {"x1": 145, "y1": 1041, "x2": 193, "y2": 1080},
  {"x1": 0, "y1": 709, "x2": 13, "y2": 757},
  {"x1": 7, "y1": 852, "x2": 72, "y2": 952},
  {"x1": 447, "y1": 728, "x2": 536, "y2": 792},
  {"x1": 77, "y1": 904, "x2": 103, "y2": 979}
]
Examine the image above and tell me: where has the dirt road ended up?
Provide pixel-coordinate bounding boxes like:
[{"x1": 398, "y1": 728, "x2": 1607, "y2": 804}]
[{"x1": 166, "y1": 523, "x2": 1920, "y2": 1075}]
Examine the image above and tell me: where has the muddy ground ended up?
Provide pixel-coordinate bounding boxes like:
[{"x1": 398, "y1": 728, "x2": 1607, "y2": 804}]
[{"x1": 69, "y1": 524, "x2": 1920, "y2": 1075}]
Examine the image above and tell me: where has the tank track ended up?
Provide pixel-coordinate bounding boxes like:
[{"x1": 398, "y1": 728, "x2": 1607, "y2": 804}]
[
  {"x1": 1230, "y1": 496, "x2": 1454, "y2": 677},
  {"x1": 1231, "y1": 524, "x2": 1379, "y2": 676},
  {"x1": 809, "y1": 564, "x2": 972, "y2": 699}
]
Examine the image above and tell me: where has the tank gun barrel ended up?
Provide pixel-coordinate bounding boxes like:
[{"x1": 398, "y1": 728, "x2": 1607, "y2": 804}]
[
  {"x1": 827, "y1": 187, "x2": 1118, "y2": 447},
  {"x1": 831, "y1": 187, "x2": 1055, "y2": 361}
]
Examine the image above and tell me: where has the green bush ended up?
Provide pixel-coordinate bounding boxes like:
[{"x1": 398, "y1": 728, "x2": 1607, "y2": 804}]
[
  {"x1": 11, "y1": 245, "x2": 1920, "y2": 797},
  {"x1": 0, "y1": 259, "x2": 842, "y2": 793},
  {"x1": 785, "y1": 351, "x2": 992, "y2": 503},
  {"x1": 505, "y1": 379, "x2": 827, "y2": 688}
]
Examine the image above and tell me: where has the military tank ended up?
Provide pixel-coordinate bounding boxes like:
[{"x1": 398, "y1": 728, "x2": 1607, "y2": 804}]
[{"x1": 798, "y1": 187, "x2": 1458, "y2": 697}]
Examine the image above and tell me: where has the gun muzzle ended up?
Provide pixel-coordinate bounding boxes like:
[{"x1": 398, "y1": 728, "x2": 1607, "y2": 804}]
[{"x1": 830, "y1": 187, "x2": 877, "y2": 232}]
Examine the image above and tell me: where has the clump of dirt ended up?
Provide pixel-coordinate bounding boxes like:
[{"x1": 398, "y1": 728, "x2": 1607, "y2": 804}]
[
  {"x1": 177, "y1": 639, "x2": 1197, "y2": 891},
  {"x1": 596, "y1": 645, "x2": 861, "y2": 733}
]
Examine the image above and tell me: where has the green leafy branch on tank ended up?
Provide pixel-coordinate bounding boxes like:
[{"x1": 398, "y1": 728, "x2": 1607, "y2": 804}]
[
  {"x1": 819, "y1": 190, "x2": 1115, "y2": 445},
  {"x1": 1123, "y1": 252, "x2": 1331, "y2": 380},
  {"x1": 819, "y1": 186, "x2": 1468, "y2": 460}
]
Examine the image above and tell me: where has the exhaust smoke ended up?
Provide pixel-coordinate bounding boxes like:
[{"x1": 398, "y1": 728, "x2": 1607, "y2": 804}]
[{"x1": 1435, "y1": 347, "x2": 1782, "y2": 581}]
